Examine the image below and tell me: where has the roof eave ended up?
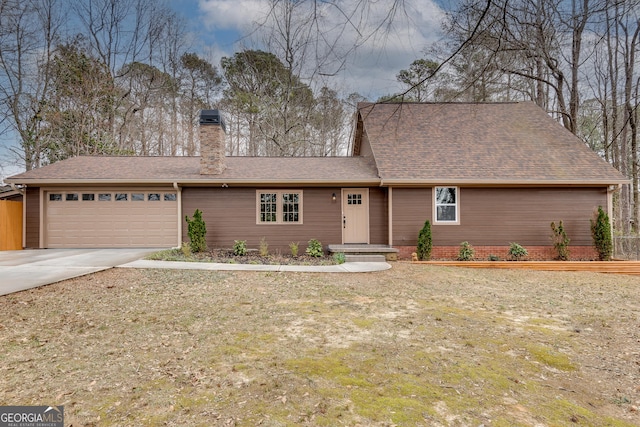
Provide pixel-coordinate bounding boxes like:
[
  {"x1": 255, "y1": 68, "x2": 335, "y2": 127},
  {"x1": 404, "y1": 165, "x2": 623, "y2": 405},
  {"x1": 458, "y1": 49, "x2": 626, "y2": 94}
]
[
  {"x1": 5, "y1": 178, "x2": 383, "y2": 187},
  {"x1": 380, "y1": 178, "x2": 630, "y2": 187}
]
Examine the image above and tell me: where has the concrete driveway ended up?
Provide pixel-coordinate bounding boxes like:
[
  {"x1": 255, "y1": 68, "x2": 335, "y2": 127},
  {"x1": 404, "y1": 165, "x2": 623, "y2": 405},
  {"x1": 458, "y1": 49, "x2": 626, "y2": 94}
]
[{"x1": 0, "y1": 248, "x2": 163, "y2": 296}]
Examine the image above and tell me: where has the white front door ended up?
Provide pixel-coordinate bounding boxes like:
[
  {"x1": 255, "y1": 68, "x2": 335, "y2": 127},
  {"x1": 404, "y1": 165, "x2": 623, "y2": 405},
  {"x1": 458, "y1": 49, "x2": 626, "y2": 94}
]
[{"x1": 342, "y1": 189, "x2": 369, "y2": 244}]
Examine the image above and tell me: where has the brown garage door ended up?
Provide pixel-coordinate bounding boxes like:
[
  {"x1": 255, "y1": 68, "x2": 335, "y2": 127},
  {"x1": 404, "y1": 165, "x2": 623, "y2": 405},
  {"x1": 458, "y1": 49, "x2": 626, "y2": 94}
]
[{"x1": 45, "y1": 189, "x2": 178, "y2": 248}]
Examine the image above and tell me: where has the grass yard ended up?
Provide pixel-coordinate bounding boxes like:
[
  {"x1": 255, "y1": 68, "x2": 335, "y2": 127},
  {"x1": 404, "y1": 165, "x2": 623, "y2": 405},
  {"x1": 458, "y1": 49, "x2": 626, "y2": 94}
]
[{"x1": 1, "y1": 263, "x2": 639, "y2": 426}]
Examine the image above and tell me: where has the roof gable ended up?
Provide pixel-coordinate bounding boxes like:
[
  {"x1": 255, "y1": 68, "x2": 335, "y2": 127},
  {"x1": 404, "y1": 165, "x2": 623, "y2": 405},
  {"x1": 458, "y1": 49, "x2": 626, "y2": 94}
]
[{"x1": 356, "y1": 102, "x2": 627, "y2": 185}]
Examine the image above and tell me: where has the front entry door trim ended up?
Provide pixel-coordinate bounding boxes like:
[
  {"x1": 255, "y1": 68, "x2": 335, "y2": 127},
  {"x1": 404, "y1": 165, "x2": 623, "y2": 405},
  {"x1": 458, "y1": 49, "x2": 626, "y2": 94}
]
[{"x1": 342, "y1": 188, "x2": 370, "y2": 244}]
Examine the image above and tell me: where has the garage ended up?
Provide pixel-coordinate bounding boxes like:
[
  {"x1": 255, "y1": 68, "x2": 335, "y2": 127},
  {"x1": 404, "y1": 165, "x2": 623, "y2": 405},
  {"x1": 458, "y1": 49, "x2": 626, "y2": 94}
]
[{"x1": 44, "y1": 188, "x2": 179, "y2": 248}]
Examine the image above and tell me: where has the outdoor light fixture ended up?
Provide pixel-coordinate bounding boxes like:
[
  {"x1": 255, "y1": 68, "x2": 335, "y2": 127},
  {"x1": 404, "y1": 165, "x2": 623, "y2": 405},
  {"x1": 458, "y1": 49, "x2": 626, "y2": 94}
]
[{"x1": 332, "y1": 193, "x2": 336, "y2": 201}]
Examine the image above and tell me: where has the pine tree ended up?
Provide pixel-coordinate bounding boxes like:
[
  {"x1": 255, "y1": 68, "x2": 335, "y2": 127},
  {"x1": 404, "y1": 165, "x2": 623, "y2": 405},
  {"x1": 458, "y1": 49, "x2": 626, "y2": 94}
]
[
  {"x1": 417, "y1": 220, "x2": 432, "y2": 261},
  {"x1": 590, "y1": 206, "x2": 612, "y2": 261},
  {"x1": 185, "y1": 209, "x2": 207, "y2": 253}
]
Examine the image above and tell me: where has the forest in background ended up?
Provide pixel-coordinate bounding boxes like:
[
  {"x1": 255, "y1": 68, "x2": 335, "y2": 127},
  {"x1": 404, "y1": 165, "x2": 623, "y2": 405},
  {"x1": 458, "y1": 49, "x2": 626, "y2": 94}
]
[{"x1": 1, "y1": 0, "x2": 639, "y2": 231}]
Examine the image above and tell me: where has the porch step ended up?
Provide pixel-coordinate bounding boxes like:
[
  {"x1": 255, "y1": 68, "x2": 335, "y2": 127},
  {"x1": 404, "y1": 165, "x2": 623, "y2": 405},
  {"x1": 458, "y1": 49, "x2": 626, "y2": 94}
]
[
  {"x1": 328, "y1": 244, "x2": 398, "y2": 262},
  {"x1": 345, "y1": 254, "x2": 388, "y2": 263}
]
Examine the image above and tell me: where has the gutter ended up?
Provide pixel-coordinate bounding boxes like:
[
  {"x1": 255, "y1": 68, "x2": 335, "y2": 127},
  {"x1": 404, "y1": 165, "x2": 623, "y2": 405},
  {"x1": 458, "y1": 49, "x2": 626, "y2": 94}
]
[{"x1": 10, "y1": 183, "x2": 25, "y2": 194}]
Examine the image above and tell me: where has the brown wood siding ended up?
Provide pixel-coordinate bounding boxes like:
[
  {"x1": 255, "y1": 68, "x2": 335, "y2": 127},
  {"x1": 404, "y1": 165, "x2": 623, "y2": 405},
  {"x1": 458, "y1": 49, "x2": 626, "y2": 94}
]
[
  {"x1": 182, "y1": 187, "x2": 343, "y2": 252},
  {"x1": 368, "y1": 187, "x2": 388, "y2": 244},
  {"x1": 393, "y1": 187, "x2": 607, "y2": 247},
  {"x1": 392, "y1": 188, "x2": 432, "y2": 246},
  {"x1": 25, "y1": 187, "x2": 40, "y2": 248}
]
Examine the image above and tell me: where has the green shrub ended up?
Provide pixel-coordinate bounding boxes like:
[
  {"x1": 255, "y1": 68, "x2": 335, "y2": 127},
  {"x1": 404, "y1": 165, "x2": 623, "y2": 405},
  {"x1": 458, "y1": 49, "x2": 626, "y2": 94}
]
[
  {"x1": 306, "y1": 239, "x2": 324, "y2": 257},
  {"x1": 185, "y1": 209, "x2": 207, "y2": 253},
  {"x1": 488, "y1": 254, "x2": 500, "y2": 261},
  {"x1": 591, "y1": 206, "x2": 612, "y2": 261},
  {"x1": 458, "y1": 241, "x2": 475, "y2": 261},
  {"x1": 416, "y1": 220, "x2": 432, "y2": 261},
  {"x1": 289, "y1": 242, "x2": 299, "y2": 257},
  {"x1": 233, "y1": 240, "x2": 247, "y2": 256},
  {"x1": 333, "y1": 252, "x2": 346, "y2": 264},
  {"x1": 259, "y1": 237, "x2": 269, "y2": 257},
  {"x1": 550, "y1": 221, "x2": 570, "y2": 261},
  {"x1": 508, "y1": 242, "x2": 528, "y2": 260}
]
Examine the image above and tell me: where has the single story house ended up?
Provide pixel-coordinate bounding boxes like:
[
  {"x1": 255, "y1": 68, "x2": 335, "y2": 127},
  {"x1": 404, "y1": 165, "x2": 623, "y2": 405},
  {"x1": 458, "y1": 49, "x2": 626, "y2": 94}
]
[{"x1": 5, "y1": 102, "x2": 627, "y2": 260}]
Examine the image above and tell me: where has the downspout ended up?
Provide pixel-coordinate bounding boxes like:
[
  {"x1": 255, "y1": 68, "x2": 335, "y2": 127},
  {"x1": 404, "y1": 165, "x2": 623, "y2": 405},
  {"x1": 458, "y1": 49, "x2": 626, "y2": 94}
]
[
  {"x1": 174, "y1": 182, "x2": 182, "y2": 248},
  {"x1": 11, "y1": 184, "x2": 26, "y2": 249}
]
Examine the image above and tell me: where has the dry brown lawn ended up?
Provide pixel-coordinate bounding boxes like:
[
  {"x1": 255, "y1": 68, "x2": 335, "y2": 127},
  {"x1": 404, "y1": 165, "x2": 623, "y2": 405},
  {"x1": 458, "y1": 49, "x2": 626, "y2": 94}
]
[{"x1": 1, "y1": 263, "x2": 639, "y2": 426}]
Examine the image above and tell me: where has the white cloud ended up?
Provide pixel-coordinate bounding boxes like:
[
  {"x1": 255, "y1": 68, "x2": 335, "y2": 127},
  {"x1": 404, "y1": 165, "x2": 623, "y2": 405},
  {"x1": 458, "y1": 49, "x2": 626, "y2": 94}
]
[{"x1": 197, "y1": 0, "x2": 446, "y2": 99}]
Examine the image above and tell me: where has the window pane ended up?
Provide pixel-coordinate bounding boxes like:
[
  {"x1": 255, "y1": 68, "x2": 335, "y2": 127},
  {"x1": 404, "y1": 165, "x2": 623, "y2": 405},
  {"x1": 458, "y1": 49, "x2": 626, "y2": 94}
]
[
  {"x1": 82, "y1": 194, "x2": 95, "y2": 201},
  {"x1": 436, "y1": 187, "x2": 456, "y2": 204},
  {"x1": 164, "y1": 193, "x2": 177, "y2": 201},
  {"x1": 99, "y1": 193, "x2": 111, "y2": 201},
  {"x1": 66, "y1": 193, "x2": 78, "y2": 201},
  {"x1": 132, "y1": 193, "x2": 144, "y2": 201},
  {"x1": 148, "y1": 193, "x2": 160, "y2": 201},
  {"x1": 260, "y1": 193, "x2": 277, "y2": 222},
  {"x1": 49, "y1": 194, "x2": 62, "y2": 201},
  {"x1": 115, "y1": 193, "x2": 128, "y2": 201},
  {"x1": 282, "y1": 193, "x2": 300, "y2": 222},
  {"x1": 437, "y1": 206, "x2": 457, "y2": 221}
]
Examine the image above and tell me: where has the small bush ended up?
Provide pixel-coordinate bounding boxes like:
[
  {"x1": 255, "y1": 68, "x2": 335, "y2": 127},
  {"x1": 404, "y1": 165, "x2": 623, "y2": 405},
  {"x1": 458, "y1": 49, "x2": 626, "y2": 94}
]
[
  {"x1": 233, "y1": 240, "x2": 247, "y2": 256},
  {"x1": 458, "y1": 241, "x2": 475, "y2": 261},
  {"x1": 185, "y1": 209, "x2": 207, "y2": 253},
  {"x1": 306, "y1": 239, "x2": 324, "y2": 257},
  {"x1": 333, "y1": 252, "x2": 346, "y2": 264},
  {"x1": 180, "y1": 242, "x2": 192, "y2": 258},
  {"x1": 508, "y1": 242, "x2": 528, "y2": 260},
  {"x1": 416, "y1": 220, "x2": 432, "y2": 261},
  {"x1": 259, "y1": 237, "x2": 269, "y2": 257},
  {"x1": 550, "y1": 221, "x2": 570, "y2": 261},
  {"x1": 591, "y1": 206, "x2": 612, "y2": 261},
  {"x1": 289, "y1": 242, "x2": 299, "y2": 257},
  {"x1": 488, "y1": 254, "x2": 500, "y2": 261}
]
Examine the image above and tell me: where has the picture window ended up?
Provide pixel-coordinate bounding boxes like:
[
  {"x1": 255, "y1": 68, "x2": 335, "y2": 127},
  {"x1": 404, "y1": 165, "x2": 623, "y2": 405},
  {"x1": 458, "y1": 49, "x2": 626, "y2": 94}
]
[{"x1": 257, "y1": 191, "x2": 303, "y2": 224}]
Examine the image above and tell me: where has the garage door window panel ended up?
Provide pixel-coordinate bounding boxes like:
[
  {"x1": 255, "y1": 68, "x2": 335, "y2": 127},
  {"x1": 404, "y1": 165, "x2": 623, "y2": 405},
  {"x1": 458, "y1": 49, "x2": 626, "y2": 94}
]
[
  {"x1": 132, "y1": 193, "x2": 144, "y2": 201},
  {"x1": 66, "y1": 193, "x2": 78, "y2": 201},
  {"x1": 115, "y1": 193, "x2": 128, "y2": 201},
  {"x1": 99, "y1": 193, "x2": 111, "y2": 201},
  {"x1": 148, "y1": 193, "x2": 160, "y2": 201},
  {"x1": 82, "y1": 194, "x2": 95, "y2": 201},
  {"x1": 49, "y1": 194, "x2": 62, "y2": 201}
]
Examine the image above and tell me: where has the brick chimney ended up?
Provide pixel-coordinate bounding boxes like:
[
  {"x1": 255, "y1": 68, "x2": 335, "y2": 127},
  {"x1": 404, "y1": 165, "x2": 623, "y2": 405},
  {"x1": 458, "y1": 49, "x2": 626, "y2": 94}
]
[{"x1": 199, "y1": 109, "x2": 226, "y2": 175}]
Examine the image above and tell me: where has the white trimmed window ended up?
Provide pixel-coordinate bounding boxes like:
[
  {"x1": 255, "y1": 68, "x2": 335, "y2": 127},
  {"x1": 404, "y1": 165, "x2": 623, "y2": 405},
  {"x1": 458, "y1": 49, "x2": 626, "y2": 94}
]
[
  {"x1": 434, "y1": 187, "x2": 459, "y2": 224},
  {"x1": 257, "y1": 190, "x2": 303, "y2": 224}
]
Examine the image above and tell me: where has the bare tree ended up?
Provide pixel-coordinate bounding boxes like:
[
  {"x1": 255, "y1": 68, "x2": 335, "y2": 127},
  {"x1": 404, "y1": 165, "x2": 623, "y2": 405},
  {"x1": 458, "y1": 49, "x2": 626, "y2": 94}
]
[{"x1": 0, "y1": 0, "x2": 63, "y2": 170}]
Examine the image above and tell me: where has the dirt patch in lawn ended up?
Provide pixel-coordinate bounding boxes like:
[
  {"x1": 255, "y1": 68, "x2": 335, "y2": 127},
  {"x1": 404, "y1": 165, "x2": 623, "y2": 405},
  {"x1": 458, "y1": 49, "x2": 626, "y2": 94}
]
[{"x1": 1, "y1": 263, "x2": 639, "y2": 426}]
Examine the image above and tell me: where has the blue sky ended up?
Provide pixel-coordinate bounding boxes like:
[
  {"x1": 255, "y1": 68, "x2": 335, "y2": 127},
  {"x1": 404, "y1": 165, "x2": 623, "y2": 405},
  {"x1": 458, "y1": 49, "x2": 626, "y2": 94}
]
[{"x1": 1, "y1": 0, "x2": 445, "y2": 181}]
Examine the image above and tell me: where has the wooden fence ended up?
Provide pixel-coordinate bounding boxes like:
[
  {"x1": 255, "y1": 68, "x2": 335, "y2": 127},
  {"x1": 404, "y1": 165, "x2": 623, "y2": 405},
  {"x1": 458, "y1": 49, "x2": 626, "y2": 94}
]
[{"x1": 0, "y1": 200, "x2": 23, "y2": 250}]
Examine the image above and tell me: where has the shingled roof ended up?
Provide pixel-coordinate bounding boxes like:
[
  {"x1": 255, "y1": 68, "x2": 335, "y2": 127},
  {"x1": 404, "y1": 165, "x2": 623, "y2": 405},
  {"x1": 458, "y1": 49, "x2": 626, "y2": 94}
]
[
  {"x1": 7, "y1": 101, "x2": 627, "y2": 187},
  {"x1": 356, "y1": 102, "x2": 627, "y2": 185},
  {"x1": 5, "y1": 156, "x2": 380, "y2": 185}
]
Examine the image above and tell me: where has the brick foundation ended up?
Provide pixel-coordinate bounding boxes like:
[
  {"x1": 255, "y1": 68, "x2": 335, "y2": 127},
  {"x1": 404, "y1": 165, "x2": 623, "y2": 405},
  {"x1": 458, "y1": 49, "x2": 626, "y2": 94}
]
[{"x1": 395, "y1": 245, "x2": 598, "y2": 261}]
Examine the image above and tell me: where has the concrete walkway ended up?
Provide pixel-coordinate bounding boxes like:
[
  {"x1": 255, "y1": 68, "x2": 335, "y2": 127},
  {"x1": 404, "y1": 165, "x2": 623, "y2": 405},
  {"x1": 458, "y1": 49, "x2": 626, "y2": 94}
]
[
  {"x1": 0, "y1": 249, "x2": 391, "y2": 296},
  {"x1": 120, "y1": 259, "x2": 391, "y2": 273}
]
